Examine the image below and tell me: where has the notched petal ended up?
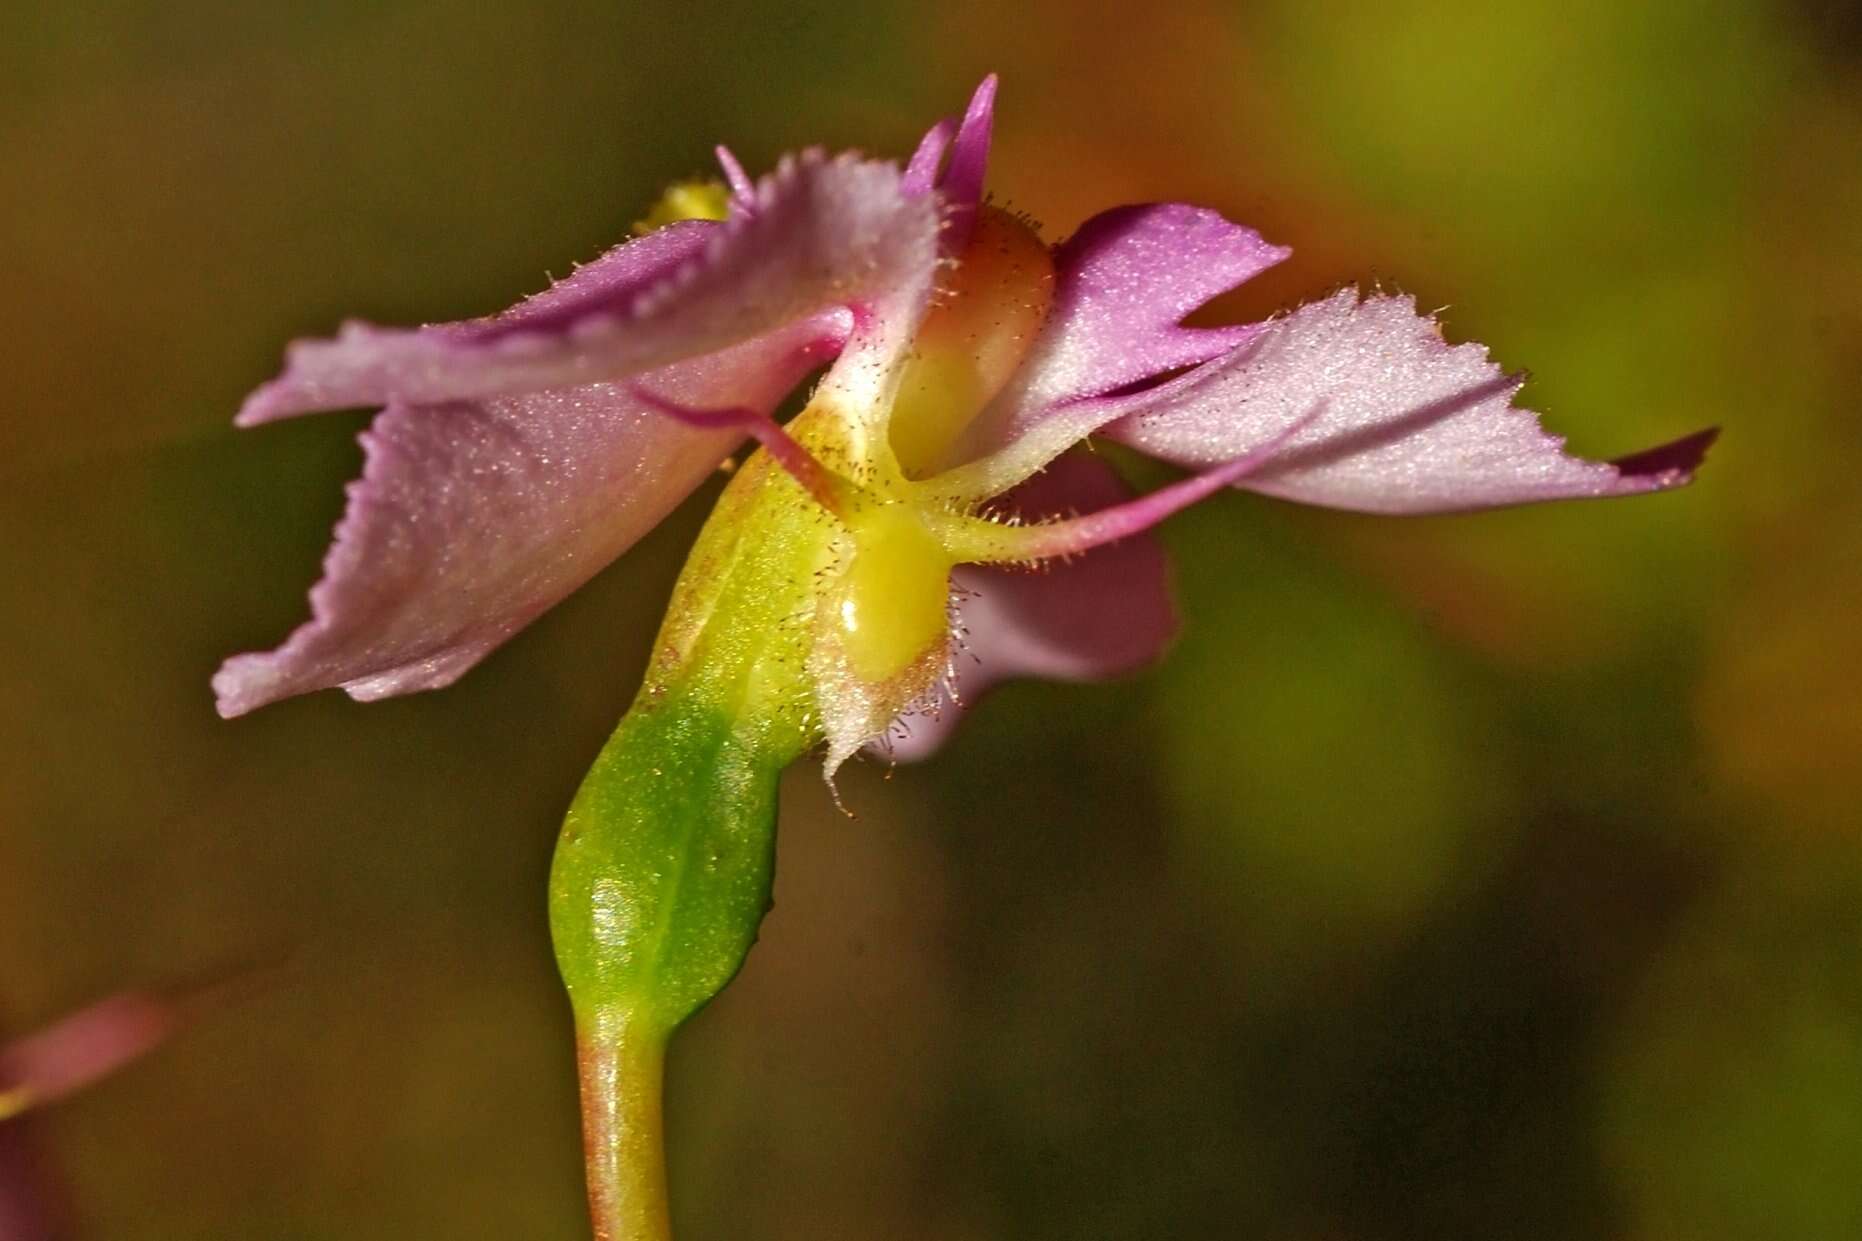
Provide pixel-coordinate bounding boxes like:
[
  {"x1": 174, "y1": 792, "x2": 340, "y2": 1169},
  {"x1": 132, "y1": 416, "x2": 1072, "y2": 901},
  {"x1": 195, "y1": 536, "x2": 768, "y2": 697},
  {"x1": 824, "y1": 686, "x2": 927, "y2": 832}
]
[
  {"x1": 239, "y1": 152, "x2": 937, "y2": 423},
  {"x1": 215, "y1": 318, "x2": 843, "y2": 717},
  {"x1": 1107, "y1": 290, "x2": 1715, "y2": 514}
]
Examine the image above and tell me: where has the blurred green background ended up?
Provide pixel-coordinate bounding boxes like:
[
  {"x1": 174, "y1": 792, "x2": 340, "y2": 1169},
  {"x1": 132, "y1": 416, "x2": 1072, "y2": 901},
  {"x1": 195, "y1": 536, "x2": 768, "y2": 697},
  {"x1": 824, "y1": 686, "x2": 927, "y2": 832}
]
[{"x1": 3, "y1": 1, "x2": 1859, "y2": 1237}]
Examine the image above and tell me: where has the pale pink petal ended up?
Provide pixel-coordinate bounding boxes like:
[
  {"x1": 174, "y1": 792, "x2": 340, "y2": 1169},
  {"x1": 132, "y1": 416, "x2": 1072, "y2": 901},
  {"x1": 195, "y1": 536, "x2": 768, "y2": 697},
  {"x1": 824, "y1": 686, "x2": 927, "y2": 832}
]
[
  {"x1": 1107, "y1": 290, "x2": 1715, "y2": 513},
  {"x1": 875, "y1": 452, "x2": 1177, "y2": 762},
  {"x1": 239, "y1": 152, "x2": 936, "y2": 424},
  {"x1": 939, "y1": 75, "x2": 998, "y2": 251},
  {"x1": 214, "y1": 314, "x2": 844, "y2": 717}
]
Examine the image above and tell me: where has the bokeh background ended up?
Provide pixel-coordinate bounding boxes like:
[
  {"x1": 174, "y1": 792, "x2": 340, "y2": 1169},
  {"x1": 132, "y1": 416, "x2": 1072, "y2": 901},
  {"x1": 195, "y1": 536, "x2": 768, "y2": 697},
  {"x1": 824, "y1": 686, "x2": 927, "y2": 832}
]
[{"x1": 4, "y1": 1, "x2": 1859, "y2": 1237}]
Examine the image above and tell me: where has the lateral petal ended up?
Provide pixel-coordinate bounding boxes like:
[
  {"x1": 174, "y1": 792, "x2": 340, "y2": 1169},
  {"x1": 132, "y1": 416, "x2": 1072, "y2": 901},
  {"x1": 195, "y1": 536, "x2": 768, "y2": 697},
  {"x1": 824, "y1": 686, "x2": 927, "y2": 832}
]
[{"x1": 214, "y1": 315, "x2": 844, "y2": 717}]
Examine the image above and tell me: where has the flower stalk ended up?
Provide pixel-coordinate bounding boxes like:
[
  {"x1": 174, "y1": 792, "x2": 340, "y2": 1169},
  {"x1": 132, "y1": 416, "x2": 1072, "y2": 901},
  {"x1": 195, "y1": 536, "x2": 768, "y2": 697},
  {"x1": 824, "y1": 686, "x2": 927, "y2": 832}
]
[{"x1": 575, "y1": 1010, "x2": 671, "y2": 1241}]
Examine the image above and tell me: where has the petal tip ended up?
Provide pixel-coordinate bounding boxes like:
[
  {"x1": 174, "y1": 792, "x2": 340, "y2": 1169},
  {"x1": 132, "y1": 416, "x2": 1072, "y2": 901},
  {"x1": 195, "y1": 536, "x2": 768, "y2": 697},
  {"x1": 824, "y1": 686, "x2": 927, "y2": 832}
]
[
  {"x1": 233, "y1": 382, "x2": 288, "y2": 427},
  {"x1": 1611, "y1": 426, "x2": 1719, "y2": 486},
  {"x1": 210, "y1": 657, "x2": 269, "y2": 719}
]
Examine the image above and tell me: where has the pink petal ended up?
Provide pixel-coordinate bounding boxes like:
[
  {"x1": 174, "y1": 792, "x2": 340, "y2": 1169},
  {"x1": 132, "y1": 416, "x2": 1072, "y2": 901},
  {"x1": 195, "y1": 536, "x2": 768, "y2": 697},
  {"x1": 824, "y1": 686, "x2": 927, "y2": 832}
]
[
  {"x1": 1106, "y1": 290, "x2": 1714, "y2": 513},
  {"x1": 938, "y1": 75, "x2": 998, "y2": 251},
  {"x1": 901, "y1": 117, "x2": 956, "y2": 197},
  {"x1": 238, "y1": 152, "x2": 937, "y2": 424},
  {"x1": 875, "y1": 451, "x2": 1177, "y2": 763},
  {"x1": 214, "y1": 314, "x2": 844, "y2": 717},
  {"x1": 933, "y1": 204, "x2": 1289, "y2": 503}
]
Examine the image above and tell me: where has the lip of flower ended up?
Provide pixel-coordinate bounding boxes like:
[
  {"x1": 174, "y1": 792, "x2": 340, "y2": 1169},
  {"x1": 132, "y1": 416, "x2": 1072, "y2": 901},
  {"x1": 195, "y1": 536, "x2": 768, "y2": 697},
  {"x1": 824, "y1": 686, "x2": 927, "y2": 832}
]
[{"x1": 214, "y1": 74, "x2": 1714, "y2": 765}]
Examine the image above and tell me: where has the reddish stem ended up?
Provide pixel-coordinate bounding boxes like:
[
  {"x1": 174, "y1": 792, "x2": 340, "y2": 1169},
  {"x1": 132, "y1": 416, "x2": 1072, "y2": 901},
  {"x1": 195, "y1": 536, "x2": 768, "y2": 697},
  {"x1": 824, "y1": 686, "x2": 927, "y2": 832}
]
[{"x1": 576, "y1": 1011, "x2": 671, "y2": 1241}]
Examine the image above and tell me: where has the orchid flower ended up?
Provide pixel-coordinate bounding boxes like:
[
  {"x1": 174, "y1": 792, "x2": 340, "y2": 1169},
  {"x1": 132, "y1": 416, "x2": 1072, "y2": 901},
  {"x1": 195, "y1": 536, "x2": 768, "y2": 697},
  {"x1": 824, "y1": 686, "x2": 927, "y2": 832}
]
[
  {"x1": 216, "y1": 77, "x2": 1711, "y2": 1239},
  {"x1": 1, "y1": 992, "x2": 174, "y2": 1239}
]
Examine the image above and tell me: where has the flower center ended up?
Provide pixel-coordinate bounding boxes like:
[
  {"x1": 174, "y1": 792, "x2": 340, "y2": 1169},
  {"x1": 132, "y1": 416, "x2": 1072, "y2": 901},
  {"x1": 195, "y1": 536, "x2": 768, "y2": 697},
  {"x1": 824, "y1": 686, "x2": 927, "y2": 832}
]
[
  {"x1": 887, "y1": 207, "x2": 1054, "y2": 478},
  {"x1": 832, "y1": 501, "x2": 957, "y2": 684}
]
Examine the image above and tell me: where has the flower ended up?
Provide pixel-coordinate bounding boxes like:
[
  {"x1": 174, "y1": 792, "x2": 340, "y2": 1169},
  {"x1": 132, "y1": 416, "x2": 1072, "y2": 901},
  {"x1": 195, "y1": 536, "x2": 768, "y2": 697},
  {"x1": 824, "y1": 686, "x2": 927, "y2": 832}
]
[{"x1": 215, "y1": 76, "x2": 1712, "y2": 773}]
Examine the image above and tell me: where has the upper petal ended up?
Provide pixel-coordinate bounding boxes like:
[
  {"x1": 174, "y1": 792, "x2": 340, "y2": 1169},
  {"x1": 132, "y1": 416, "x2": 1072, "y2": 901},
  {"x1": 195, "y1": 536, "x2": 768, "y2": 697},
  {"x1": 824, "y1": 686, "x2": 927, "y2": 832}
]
[
  {"x1": 239, "y1": 152, "x2": 936, "y2": 424},
  {"x1": 901, "y1": 117, "x2": 957, "y2": 197},
  {"x1": 932, "y1": 204, "x2": 1289, "y2": 502},
  {"x1": 989, "y1": 203, "x2": 1288, "y2": 424},
  {"x1": 1106, "y1": 290, "x2": 1714, "y2": 513},
  {"x1": 876, "y1": 451, "x2": 1177, "y2": 762},
  {"x1": 214, "y1": 314, "x2": 844, "y2": 717},
  {"x1": 938, "y1": 75, "x2": 998, "y2": 252}
]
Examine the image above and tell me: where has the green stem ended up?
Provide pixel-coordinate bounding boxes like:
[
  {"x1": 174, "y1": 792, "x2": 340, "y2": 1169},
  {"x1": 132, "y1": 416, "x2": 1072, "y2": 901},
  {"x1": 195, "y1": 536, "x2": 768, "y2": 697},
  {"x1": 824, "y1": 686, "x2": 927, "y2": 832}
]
[{"x1": 575, "y1": 1008, "x2": 671, "y2": 1241}]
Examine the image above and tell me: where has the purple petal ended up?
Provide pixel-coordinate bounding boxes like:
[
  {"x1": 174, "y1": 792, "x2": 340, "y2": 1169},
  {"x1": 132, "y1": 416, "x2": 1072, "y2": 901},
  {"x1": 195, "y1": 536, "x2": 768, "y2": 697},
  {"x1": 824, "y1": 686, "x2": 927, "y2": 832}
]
[
  {"x1": 938, "y1": 75, "x2": 998, "y2": 252},
  {"x1": 713, "y1": 145, "x2": 756, "y2": 210},
  {"x1": 902, "y1": 117, "x2": 956, "y2": 197},
  {"x1": 995, "y1": 203, "x2": 1289, "y2": 417},
  {"x1": 1107, "y1": 290, "x2": 1714, "y2": 513},
  {"x1": 214, "y1": 314, "x2": 844, "y2": 717},
  {"x1": 875, "y1": 451, "x2": 1177, "y2": 762},
  {"x1": 239, "y1": 152, "x2": 936, "y2": 423},
  {"x1": 934, "y1": 204, "x2": 1289, "y2": 502}
]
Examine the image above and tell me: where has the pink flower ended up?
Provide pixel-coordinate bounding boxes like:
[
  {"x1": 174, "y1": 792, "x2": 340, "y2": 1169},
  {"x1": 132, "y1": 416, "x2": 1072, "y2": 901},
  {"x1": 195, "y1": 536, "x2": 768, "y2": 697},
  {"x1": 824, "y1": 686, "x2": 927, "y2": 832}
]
[{"x1": 215, "y1": 77, "x2": 1711, "y2": 765}]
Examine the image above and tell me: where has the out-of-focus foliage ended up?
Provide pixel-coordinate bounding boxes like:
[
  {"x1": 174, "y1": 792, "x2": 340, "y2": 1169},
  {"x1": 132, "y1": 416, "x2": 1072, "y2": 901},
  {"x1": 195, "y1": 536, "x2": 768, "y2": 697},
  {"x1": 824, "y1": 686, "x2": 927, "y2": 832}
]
[{"x1": 1, "y1": 0, "x2": 1856, "y2": 1237}]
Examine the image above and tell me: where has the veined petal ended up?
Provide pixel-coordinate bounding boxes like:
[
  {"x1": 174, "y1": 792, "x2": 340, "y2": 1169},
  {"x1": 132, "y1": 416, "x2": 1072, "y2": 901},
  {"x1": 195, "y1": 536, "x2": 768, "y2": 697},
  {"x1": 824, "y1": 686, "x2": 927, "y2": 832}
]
[
  {"x1": 214, "y1": 315, "x2": 844, "y2": 717},
  {"x1": 239, "y1": 152, "x2": 935, "y2": 424},
  {"x1": 1107, "y1": 290, "x2": 1715, "y2": 513},
  {"x1": 876, "y1": 452, "x2": 1177, "y2": 762}
]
